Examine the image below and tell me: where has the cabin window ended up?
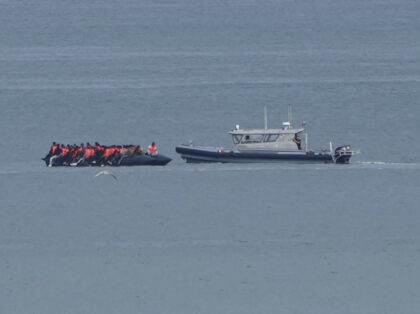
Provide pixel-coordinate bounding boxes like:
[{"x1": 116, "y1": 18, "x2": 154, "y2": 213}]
[
  {"x1": 232, "y1": 134, "x2": 243, "y2": 144},
  {"x1": 241, "y1": 134, "x2": 264, "y2": 143},
  {"x1": 264, "y1": 134, "x2": 279, "y2": 142}
]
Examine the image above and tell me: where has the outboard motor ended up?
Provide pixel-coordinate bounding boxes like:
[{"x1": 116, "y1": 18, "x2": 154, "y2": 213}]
[{"x1": 334, "y1": 145, "x2": 353, "y2": 164}]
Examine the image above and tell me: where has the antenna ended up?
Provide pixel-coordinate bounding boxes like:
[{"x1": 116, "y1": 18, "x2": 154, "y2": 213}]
[
  {"x1": 264, "y1": 106, "x2": 268, "y2": 129},
  {"x1": 288, "y1": 105, "x2": 293, "y2": 126}
]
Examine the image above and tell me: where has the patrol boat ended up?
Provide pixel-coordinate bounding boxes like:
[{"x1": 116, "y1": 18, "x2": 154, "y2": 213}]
[{"x1": 176, "y1": 108, "x2": 356, "y2": 164}]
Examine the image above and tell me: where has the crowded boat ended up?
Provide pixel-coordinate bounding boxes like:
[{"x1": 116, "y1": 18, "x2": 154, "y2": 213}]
[{"x1": 42, "y1": 141, "x2": 171, "y2": 167}]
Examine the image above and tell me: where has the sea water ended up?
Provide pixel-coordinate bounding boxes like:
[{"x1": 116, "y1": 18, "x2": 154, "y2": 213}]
[{"x1": 1, "y1": 0, "x2": 420, "y2": 313}]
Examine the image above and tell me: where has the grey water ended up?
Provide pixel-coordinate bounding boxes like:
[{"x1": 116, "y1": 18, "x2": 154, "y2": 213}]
[{"x1": 1, "y1": 0, "x2": 420, "y2": 313}]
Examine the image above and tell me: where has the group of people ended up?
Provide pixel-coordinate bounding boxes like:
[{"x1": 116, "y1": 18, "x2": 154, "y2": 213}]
[{"x1": 42, "y1": 142, "x2": 158, "y2": 167}]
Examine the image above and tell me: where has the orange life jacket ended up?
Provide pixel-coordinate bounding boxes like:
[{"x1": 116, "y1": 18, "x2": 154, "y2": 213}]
[
  {"x1": 104, "y1": 147, "x2": 113, "y2": 158},
  {"x1": 95, "y1": 145, "x2": 104, "y2": 152},
  {"x1": 61, "y1": 147, "x2": 70, "y2": 156},
  {"x1": 85, "y1": 147, "x2": 94, "y2": 158},
  {"x1": 148, "y1": 145, "x2": 157, "y2": 154},
  {"x1": 71, "y1": 147, "x2": 81, "y2": 158},
  {"x1": 52, "y1": 144, "x2": 59, "y2": 154}
]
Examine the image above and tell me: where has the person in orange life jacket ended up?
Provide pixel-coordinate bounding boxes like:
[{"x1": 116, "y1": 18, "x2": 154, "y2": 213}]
[
  {"x1": 68, "y1": 144, "x2": 79, "y2": 163},
  {"x1": 104, "y1": 146, "x2": 114, "y2": 160},
  {"x1": 56, "y1": 144, "x2": 65, "y2": 155},
  {"x1": 63, "y1": 144, "x2": 76, "y2": 165},
  {"x1": 109, "y1": 146, "x2": 125, "y2": 165},
  {"x1": 43, "y1": 142, "x2": 59, "y2": 166},
  {"x1": 84, "y1": 143, "x2": 96, "y2": 163},
  {"x1": 103, "y1": 146, "x2": 118, "y2": 165},
  {"x1": 148, "y1": 142, "x2": 158, "y2": 156},
  {"x1": 61, "y1": 144, "x2": 73, "y2": 165},
  {"x1": 94, "y1": 142, "x2": 104, "y2": 157},
  {"x1": 49, "y1": 144, "x2": 66, "y2": 167},
  {"x1": 60, "y1": 145, "x2": 70, "y2": 157},
  {"x1": 85, "y1": 143, "x2": 93, "y2": 157},
  {"x1": 76, "y1": 143, "x2": 85, "y2": 159},
  {"x1": 93, "y1": 142, "x2": 105, "y2": 164},
  {"x1": 110, "y1": 146, "x2": 120, "y2": 164},
  {"x1": 75, "y1": 143, "x2": 92, "y2": 166},
  {"x1": 71, "y1": 144, "x2": 81, "y2": 160},
  {"x1": 111, "y1": 146, "x2": 123, "y2": 165}
]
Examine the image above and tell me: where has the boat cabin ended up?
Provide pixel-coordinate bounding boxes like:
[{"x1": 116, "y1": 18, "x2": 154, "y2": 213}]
[{"x1": 229, "y1": 124, "x2": 306, "y2": 151}]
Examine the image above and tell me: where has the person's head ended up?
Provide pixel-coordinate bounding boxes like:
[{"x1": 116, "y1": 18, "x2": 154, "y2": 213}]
[
  {"x1": 81, "y1": 143, "x2": 84, "y2": 147},
  {"x1": 53, "y1": 142, "x2": 56, "y2": 145},
  {"x1": 152, "y1": 142, "x2": 155, "y2": 146}
]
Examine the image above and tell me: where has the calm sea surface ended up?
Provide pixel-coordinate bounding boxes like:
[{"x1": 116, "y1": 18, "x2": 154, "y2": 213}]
[{"x1": 1, "y1": 1, "x2": 420, "y2": 313}]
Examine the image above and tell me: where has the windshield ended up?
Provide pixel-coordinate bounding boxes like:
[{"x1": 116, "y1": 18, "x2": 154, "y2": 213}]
[
  {"x1": 264, "y1": 134, "x2": 279, "y2": 142},
  {"x1": 232, "y1": 134, "x2": 243, "y2": 144},
  {"x1": 241, "y1": 134, "x2": 264, "y2": 143}
]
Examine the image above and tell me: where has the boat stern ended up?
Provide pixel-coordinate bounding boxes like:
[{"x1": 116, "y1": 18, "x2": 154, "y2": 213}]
[{"x1": 334, "y1": 145, "x2": 355, "y2": 164}]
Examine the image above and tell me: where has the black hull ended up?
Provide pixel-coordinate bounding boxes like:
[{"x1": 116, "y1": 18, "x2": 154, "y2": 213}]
[
  {"x1": 119, "y1": 154, "x2": 172, "y2": 166},
  {"x1": 335, "y1": 154, "x2": 352, "y2": 164},
  {"x1": 46, "y1": 154, "x2": 171, "y2": 167},
  {"x1": 333, "y1": 145, "x2": 354, "y2": 164},
  {"x1": 175, "y1": 146, "x2": 335, "y2": 164}
]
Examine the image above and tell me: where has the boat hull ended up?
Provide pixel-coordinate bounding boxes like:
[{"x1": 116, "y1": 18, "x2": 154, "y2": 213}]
[
  {"x1": 118, "y1": 154, "x2": 172, "y2": 166},
  {"x1": 47, "y1": 154, "x2": 172, "y2": 167},
  {"x1": 175, "y1": 145, "x2": 335, "y2": 163}
]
